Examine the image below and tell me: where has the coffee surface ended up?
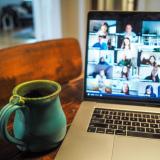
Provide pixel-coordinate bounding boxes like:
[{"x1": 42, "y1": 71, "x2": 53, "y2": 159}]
[{"x1": 24, "y1": 88, "x2": 53, "y2": 98}]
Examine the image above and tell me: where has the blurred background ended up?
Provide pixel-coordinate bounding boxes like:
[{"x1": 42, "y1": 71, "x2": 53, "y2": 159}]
[{"x1": 0, "y1": 0, "x2": 160, "y2": 61}]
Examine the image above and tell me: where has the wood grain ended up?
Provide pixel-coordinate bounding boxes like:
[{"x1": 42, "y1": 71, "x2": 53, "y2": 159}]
[{"x1": 0, "y1": 38, "x2": 82, "y2": 106}]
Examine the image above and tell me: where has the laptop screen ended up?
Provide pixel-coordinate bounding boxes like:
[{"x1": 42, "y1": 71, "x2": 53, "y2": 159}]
[{"x1": 84, "y1": 11, "x2": 160, "y2": 103}]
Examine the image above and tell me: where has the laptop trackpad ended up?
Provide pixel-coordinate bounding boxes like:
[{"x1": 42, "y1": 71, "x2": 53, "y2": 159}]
[{"x1": 112, "y1": 136, "x2": 160, "y2": 160}]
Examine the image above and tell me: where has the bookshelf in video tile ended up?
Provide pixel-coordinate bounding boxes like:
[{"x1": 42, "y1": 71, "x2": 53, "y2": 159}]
[{"x1": 86, "y1": 20, "x2": 160, "y2": 98}]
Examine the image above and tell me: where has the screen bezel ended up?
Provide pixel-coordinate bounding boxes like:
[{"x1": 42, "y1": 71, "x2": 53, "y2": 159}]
[{"x1": 84, "y1": 11, "x2": 160, "y2": 106}]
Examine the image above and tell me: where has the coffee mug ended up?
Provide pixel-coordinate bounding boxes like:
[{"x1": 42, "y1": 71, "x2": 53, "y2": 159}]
[{"x1": 0, "y1": 80, "x2": 66, "y2": 152}]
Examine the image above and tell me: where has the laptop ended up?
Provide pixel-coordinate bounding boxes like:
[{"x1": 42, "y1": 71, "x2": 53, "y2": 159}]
[{"x1": 55, "y1": 11, "x2": 160, "y2": 160}]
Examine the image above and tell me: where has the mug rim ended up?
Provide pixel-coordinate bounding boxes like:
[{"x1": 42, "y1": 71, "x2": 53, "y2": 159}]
[{"x1": 13, "y1": 80, "x2": 61, "y2": 101}]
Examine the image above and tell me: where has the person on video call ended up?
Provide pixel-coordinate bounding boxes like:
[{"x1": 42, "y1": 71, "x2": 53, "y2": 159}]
[
  {"x1": 121, "y1": 83, "x2": 130, "y2": 95},
  {"x1": 97, "y1": 22, "x2": 109, "y2": 37},
  {"x1": 145, "y1": 65, "x2": 160, "y2": 82},
  {"x1": 144, "y1": 85, "x2": 156, "y2": 98},
  {"x1": 92, "y1": 35, "x2": 108, "y2": 50},
  {"x1": 96, "y1": 69, "x2": 106, "y2": 92},
  {"x1": 123, "y1": 24, "x2": 137, "y2": 43},
  {"x1": 121, "y1": 66, "x2": 130, "y2": 80},
  {"x1": 121, "y1": 37, "x2": 137, "y2": 64},
  {"x1": 149, "y1": 55, "x2": 156, "y2": 66},
  {"x1": 118, "y1": 53, "x2": 132, "y2": 68},
  {"x1": 94, "y1": 57, "x2": 113, "y2": 79},
  {"x1": 93, "y1": 22, "x2": 110, "y2": 50}
]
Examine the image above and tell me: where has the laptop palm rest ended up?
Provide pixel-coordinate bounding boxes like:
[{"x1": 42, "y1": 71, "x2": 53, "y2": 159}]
[{"x1": 112, "y1": 136, "x2": 160, "y2": 160}]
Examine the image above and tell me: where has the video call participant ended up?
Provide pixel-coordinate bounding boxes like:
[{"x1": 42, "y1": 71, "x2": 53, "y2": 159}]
[
  {"x1": 144, "y1": 85, "x2": 156, "y2": 98},
  {"x1": 121, "y1": 66, "x2": 130, "y2": 80},
  {"x1": 121, "y1": 37, "x2": 137, "y2": 67},
  {"x1": 93, "y1": 57, "x2": 113, "y2": 79},
  {"x1": 96, "y1": 69, "x2": 106, "y2": 92},
  {"x1": 97, "y1": 22, "x2": 109, "y2": 37},
  {"x1": 121, "y1": 83, "x2": 130, "y2": 95},
  {"x1": 93, "y1": 22, "x2": 111, "y2": 50},
  {"x1": 123, "y1": 24, "x2": 137, "y2": 43},
  {"x1": 92, "y1": 35, "x2": 108, "y2": 50},
  {"x1": 145, "y1": 66, "x2": 160, "y2": 82},
  {"x1": 118, "y1": 53, "x2": 132, "y2": 67},
  {"x1": 149, "y1": 55, "x2": 156, "y2": 66}
]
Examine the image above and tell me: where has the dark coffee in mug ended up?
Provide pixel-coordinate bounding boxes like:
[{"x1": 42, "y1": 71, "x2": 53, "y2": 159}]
[{"x1": 23, "y1": 88, "x2": 53, "y2": 98}]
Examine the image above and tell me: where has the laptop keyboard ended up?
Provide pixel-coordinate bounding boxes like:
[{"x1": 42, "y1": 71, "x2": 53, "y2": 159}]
[{"x1": 87, "y1": 108, "x2": 160, "y2": 139}]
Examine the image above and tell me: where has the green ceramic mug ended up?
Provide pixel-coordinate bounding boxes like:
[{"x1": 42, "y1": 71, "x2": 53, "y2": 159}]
[{"x1": 0, "y1": 80, "x2": 66, "y2": 152}]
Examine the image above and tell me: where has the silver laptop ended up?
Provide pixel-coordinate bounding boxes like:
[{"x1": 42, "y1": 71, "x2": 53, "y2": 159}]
[{"x1": 56, "y1": 11, "x2": 160, "y2": 160}]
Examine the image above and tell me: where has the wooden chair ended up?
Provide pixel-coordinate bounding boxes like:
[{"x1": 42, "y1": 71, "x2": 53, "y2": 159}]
[{"x1": 0, "y1": 38, "x2": 82, "y2": 106}]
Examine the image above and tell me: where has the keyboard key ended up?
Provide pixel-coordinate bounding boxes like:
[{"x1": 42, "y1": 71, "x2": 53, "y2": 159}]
[
  {"x1": 105, "y1": 115, "x2": 112, "y2": 119},
  {"x1": 127, "y1": 126, "x2": 136, "y2": 131},
  {"x1": 132, "y1": 122, "x2": 140, "y2": 126},
  {"x1": 137, "y1": 114, "x2": 142, "y2": 118},
  {"x1": 114, "y1": 120, "x2": 122, "y2": 125},
  {"x1": 96, "y1": 128, "x2": 105, "y2": 133},
  {"x1": 113, "y1": 116, "x2": 120, "y2": 120},
  {"x1": 89, "y1": 123, "x2": 108, "y2": 128},
  {"x1": 87, "y1": 127, "x2": 96, "y2": 133},
  {"x1": 91, "y1": 118, "x2": 105, "y2": 124},
  {"x1": 150, "y1": 123, "x2": 158, "y2": 128},
  {"x1": 155, "y1": 129, "x2": 160, "y2": 133},
  {"x1": 109, "y1": 111, "x2": 114, "y2": 115},
  {"x1": 109, "y1": 124, "x2": 117, "y2": 129},
  {"x1": 123, "y1": 121, "x2": 131, "y2": 125},
  {"x1": 147, "y1": 119, "x2": 155, "y2": 123},
  {"x1": 94, "y1": 109, "x2": 101, "y2": 114},
  {"x1": 129, "y1": 113, "x2": 133, "y2": 117},
  {"x1": 115, "y1": 130, "x2": 126, "y2": 135},
  {"x1": 146, "y1": 128, "x2": 154, "y2": 133},
  {"x1": 113, "y1": 112, "x2": 117, "y2": 115},
  {"x1": 141, "y1": 123, "x2": 149, "y2": 127},
  {"x1": 130, "y1": 117, "x2": 137, "y2": 121},
  {"x1": 106, "y1": 119, "x2": 113, "y2": 124},
  {"x1": 118, "y1": 125, "x2": 126, "y2": 130},
  {"x1": 156, "y1": 120, "x2": 160, "y2": 123},
  {"x1": 134, "y1": 114, "x2": 138, "y2": 118},
  {"x1": 106, "y1": 129, "x2": 114, "y2": 134},
  {"x1": 137, "y1": 127, "x2": 145, "y2": 132},
  {"x1": 139, "y1": 118, "x2": 146, "y2": 122},
  {"x1": 143, "y1": 114, "x2": 150, "y2": 118},
  {"x1": 102, "y1": 110, "x2": 107, "y2": 114},
  {"x1": 93, "y1": 114, "x2": 104, "y2": 119},
  {"x1": 121, "y1": 117, "x2": 129, "y2": 120}
]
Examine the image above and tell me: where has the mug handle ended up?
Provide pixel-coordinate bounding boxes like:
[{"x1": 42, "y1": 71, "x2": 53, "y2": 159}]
[{"x1": 0, "y1": 95, "x2": 26, "y2": 146}]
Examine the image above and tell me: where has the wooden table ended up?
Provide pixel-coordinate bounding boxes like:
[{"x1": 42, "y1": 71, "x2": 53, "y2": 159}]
[{"x1": 0, "y1": 76, "x2": 83, "y2": 160}]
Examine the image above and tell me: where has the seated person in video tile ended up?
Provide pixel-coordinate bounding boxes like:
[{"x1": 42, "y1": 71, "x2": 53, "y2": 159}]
[
  {"x1": 121, "y1": 66, "x2": 130, "y2": 80},
  {"x1": 123, "y1": 24, "x2": 137, "y2": 43},
  {"x1": 148, "y1": 55, "x2": 156, "y2": 66},
  {"x1": 97, "y1": 22, "x2": 108, "y2": 37},
  {"x1": 93, "y1": 57, "x2": 113, "y2": 79},
  {"x1": 141, "y1": 55, "x2": 157, "y2": 66},
  {"x1": 118, "y1": 53, "x2": 132, "y2": 67},
  {"x1": 121, "y1": 37, "x2": 137, "y2": 60},
  {"x1": 144, "y1": 85, "x2": 156, "y2": 98},
  {"x1": 96, "y1": 69, "x2": 106, "y2": 92},
  {"x1": 92, "y1": 23, "x2": 111, "y2": 50},
  {"x1": 121, "y1": 83, "x2": 130, "y2": 95},
  {"x1": 92, "y1": 35, "x2": 108, "y2": 50},
  {"x1": 145, "y1": 66, "x2": 160, "y2": 82}
]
